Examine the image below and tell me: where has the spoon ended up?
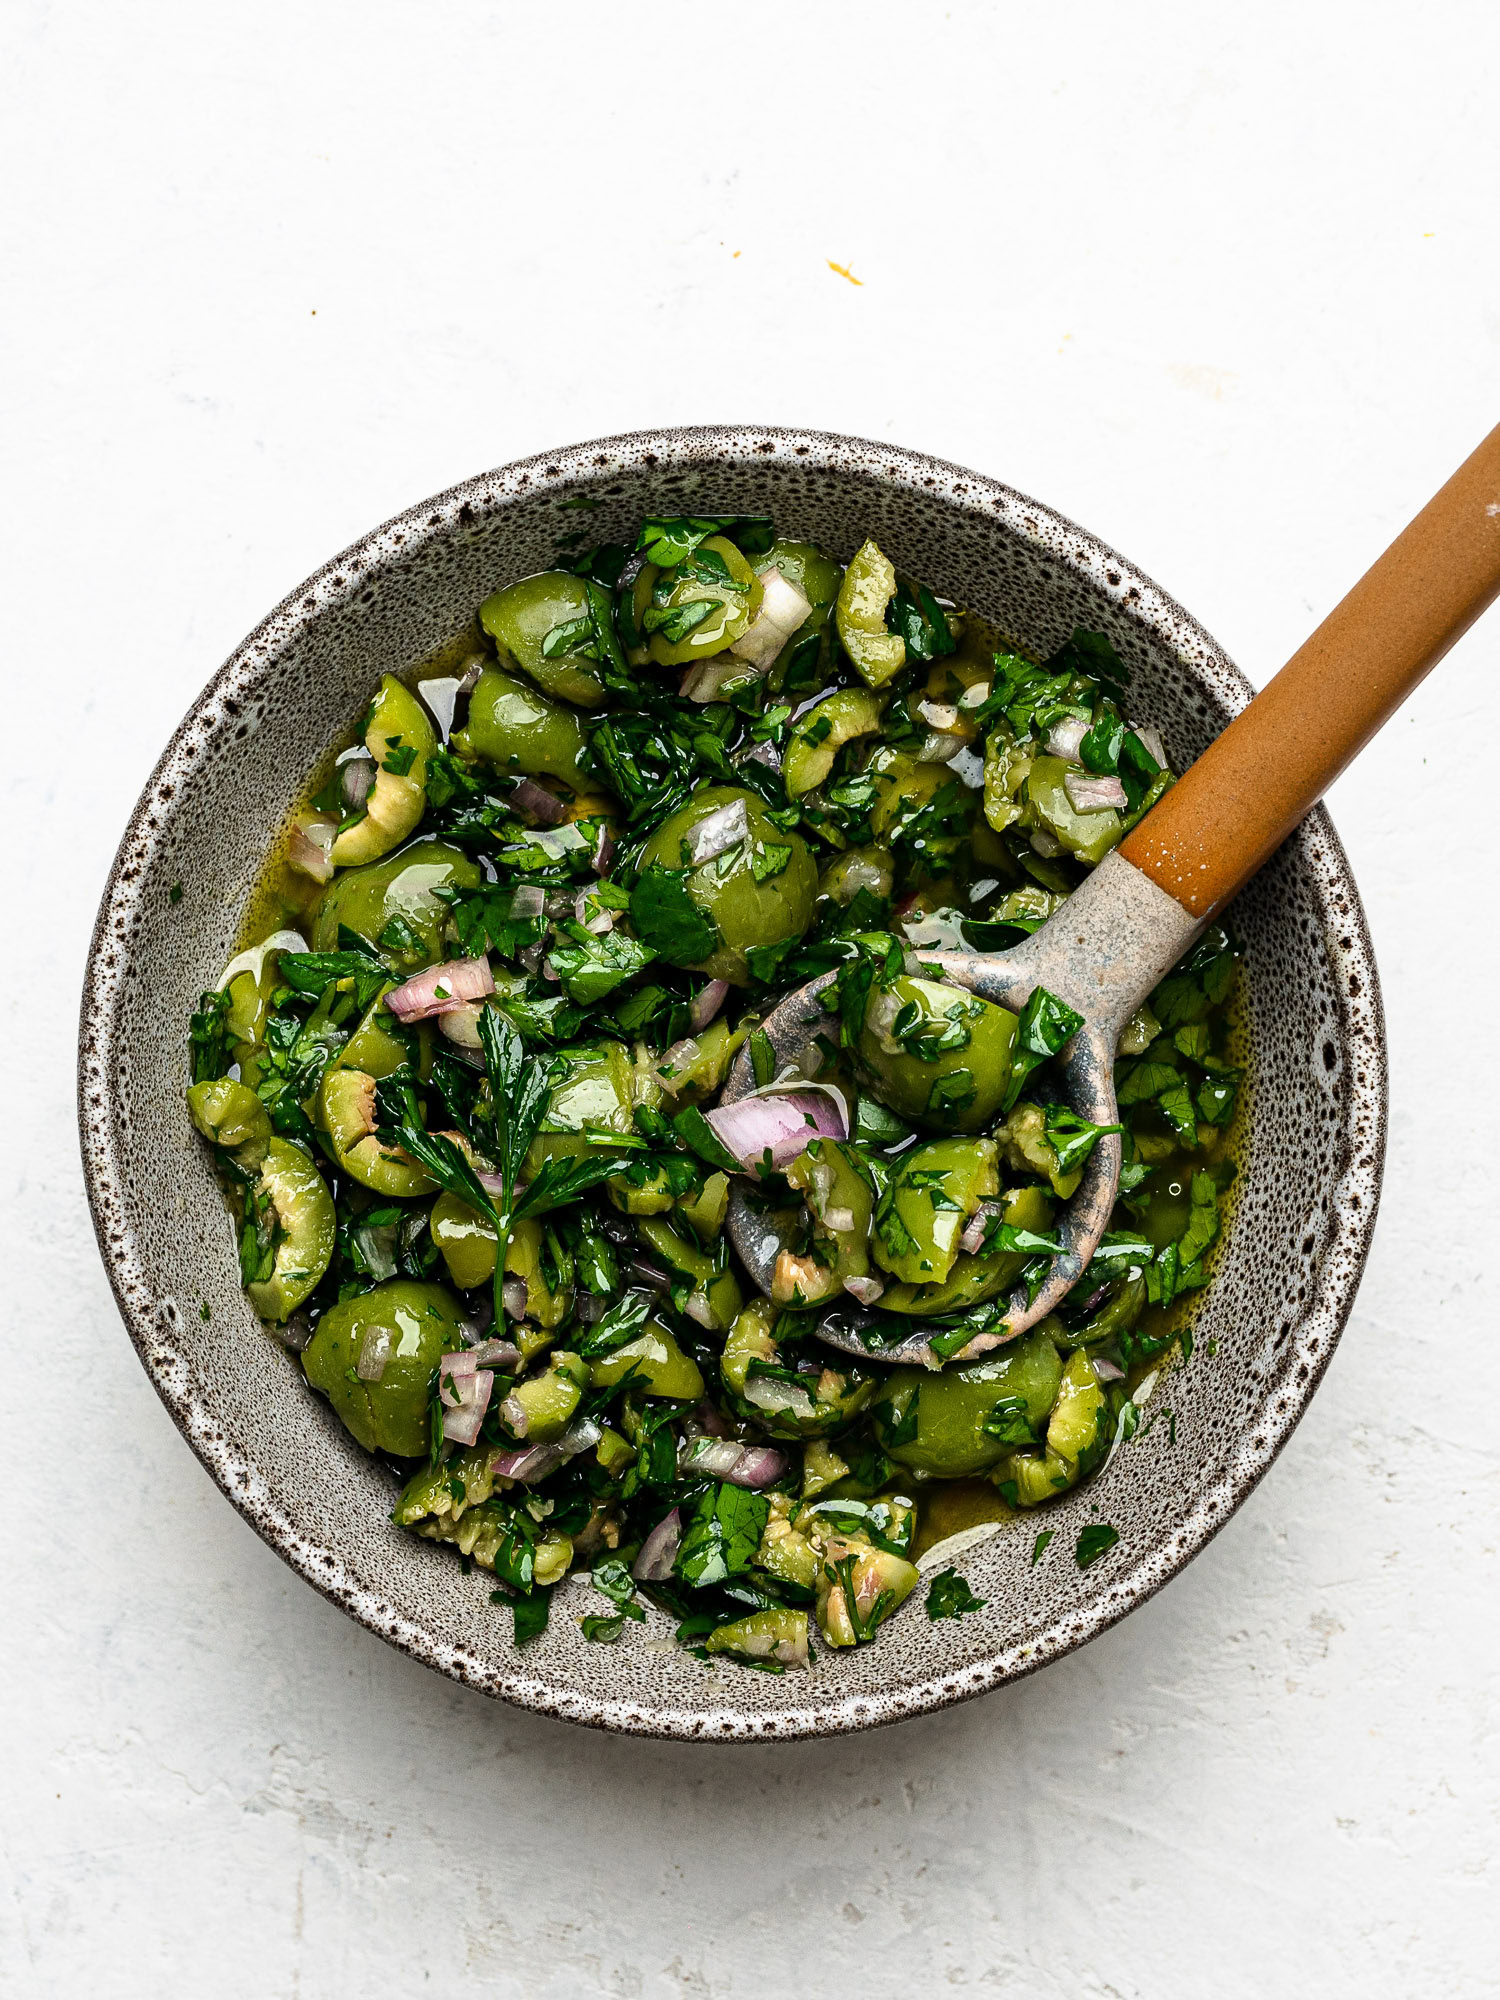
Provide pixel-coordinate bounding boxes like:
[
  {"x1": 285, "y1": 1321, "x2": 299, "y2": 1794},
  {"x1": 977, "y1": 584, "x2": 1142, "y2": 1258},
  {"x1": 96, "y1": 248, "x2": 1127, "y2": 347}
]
[{"x1": 725, "y1": 424, "x2": 1500, "y2": 1367}]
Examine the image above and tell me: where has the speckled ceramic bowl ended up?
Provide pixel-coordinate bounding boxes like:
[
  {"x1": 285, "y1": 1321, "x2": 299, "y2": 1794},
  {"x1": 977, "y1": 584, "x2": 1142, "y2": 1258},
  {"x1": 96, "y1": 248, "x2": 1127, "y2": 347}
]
[{"x1": 79, "y1": 426, "x2": 1386, "y2": 1740}]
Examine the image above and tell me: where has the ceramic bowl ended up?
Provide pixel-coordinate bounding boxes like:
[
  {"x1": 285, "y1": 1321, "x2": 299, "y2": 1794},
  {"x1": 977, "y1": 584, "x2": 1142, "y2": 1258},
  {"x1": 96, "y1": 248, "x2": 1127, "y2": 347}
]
[{"x1": 79, "y1": 426, "x2": 1386, "y2": 1740}]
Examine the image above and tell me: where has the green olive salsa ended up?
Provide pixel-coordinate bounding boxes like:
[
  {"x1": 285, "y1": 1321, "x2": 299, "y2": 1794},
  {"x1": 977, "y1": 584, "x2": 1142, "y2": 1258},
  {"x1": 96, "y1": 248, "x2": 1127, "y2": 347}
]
[{"x1": 185, "y1": 515, "x2": 1241, "y2": 1669}]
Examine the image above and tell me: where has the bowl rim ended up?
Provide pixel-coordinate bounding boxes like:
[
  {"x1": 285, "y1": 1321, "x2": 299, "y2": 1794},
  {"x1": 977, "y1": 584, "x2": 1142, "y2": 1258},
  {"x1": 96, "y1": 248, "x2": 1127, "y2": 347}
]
[{"x1": 78, "y1": 423, "x2": 1387, "y2": 1740}]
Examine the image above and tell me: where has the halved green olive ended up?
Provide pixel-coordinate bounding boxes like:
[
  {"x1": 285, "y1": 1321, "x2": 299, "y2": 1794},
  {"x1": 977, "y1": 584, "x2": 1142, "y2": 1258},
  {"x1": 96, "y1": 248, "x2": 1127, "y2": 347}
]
[
  {"x1": 311, "y1": 838, "x2": 480, "y2": 963},
  {"x1": 720, "y1": 1299, "x2": 873, "y2": 1440},
  {"x1": 645, "y1": 536, "x2": 763, "y2": 667},
  {"x1": 318, "y1": 1066, "x2": 436, "y2": 1198},
  {"x1": 245, "y1": 1138, "x2": 337, "y2": 1323},
  {"x1": 454, "y1": 665, "x2": 594, "y2": 788},
  {"x1": 329, "y1": 678, "x2": 438, "y2": 869}
]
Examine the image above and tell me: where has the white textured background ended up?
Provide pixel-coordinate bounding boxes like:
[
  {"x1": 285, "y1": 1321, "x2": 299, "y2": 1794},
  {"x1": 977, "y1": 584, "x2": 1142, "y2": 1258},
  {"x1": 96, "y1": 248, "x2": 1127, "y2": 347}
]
[{"x1": 4, "y1": 3, "x2": 1498, "y2": 1994}]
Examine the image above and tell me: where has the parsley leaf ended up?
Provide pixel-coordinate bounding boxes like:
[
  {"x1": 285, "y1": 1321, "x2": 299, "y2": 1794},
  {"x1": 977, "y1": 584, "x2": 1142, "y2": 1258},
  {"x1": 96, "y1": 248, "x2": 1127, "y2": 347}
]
[
  {"x1": 188, "y1": 988, "x2": 234, "y2": 1083},
  {"x1": 925, "y1": 1568, "x2": 987, "y2": 1621},
  {"x1": 674, "y1": 1484, "x2": 770, "y2": 1588},
  {"x1": 1074, "y1": 1523, "x2": 1120, "y2": 1570},
  {"x1": 1004, "y1": 986, "x2": 1085, "y2": 1111},
  {"x1": 629, "y1": 865, "x2": 720, "y2": 962},
  {"x1": 546, "y1": 925, "x2": 656, "y2": 1003}
]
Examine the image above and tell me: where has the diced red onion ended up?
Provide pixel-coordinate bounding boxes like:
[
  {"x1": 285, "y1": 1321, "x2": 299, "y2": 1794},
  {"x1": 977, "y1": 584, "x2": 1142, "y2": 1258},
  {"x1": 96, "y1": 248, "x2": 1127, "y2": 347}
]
[
  {"x1": 438, "y1": 1002, "x2": 484, "y2": 1050},
  {"x1": 442, "y1": 1365, "x2": 494, "y2": 1446},
  {"x1": 1045, "y1": 715, "x2": 1089, "y2": 762},
  {"x1": 959, "y1": 1202, "x2": 1003, "y2": 1256},
  {"x1": 507, "y1": 883, "x2": 547, "y2": 920},
  {"x1": 340, "y1": 754, "x2": 378, "y2": 812},
  {"x1": 440, "y1": 1349, "x2": 478, "y2": 1384},
  {"x1": 1134, "y1": 724, "x2": 1167, "y2": 770},
  {"x1": 689, "y1": 1399, "x2": 733, "y2": 1439},
  {"x1": 1030, "y1": 829, "x2": 1064, "y2": 858},
  {"x1": 385, "y1": 957, "x2": 494, "y2": 1023},
  {"x1": 958, "y1": 680, "x2": 992, "y2": 710},
  {"x1": 1092, "y1": 1355, "x2": 1125, "y2": 1383},
  {"x1": 703, "y1": 1085, "x2": 848, "y2": 1176},
  {"x1": 917, "y1": 700, "x2": 961, "y2": 732},
  {"x1": 680, "y1": 654, "x2": 758, "y2": 704},
  {"x1": 518, "y1": 943, "x2": 545, "y2": 977},
  {"x1": 653, "y1": 1037, "x2": 701, "y2": 1094},
  {"x1": 632, "y1": 1508, "x2": 683, "y2": 1581},
  {"x1": 680, "y1": 1437, "x2": 789, "y2": 1488},
  {"x1": 287, "y1": 816, "x2": 336, "y2": 884},
  {"x1": 1063, "y1": 770, "x2": 1128, "y2": 813},
  {"x1": 574, "y1": 1292, "x2": 606, "y2": 1325},
  {"x1": 915, "y1": 730, "x2": 968, "y2": 764},
  {"x1": 682, "y1": 1289, "x2": 717, "y2": 1330},
  {"x1": 843, "y1": 1273, "x2": 885, "y2": 1306},
  {"x1": 492, "y1": 1416, "x2": 601, "y2": 1484},
  {"x1": 277, "y1": 1312, "x2": 314, "y2": 1354},
  {"x1": 356, "y1": 1322, "x2": 394, "y2": 1381},
  {"x1": 729, "y1": 570, "x2": 812, "y2": 669},
  {"x1": 628, "y1": 1258, "x2": 672, "y2": 1292},
  {"x1": 510, "y1": 778, "x2": 568, "y2": 825},
  {"x1": 741, "y1": 738, "x2": 782, "y2": 774},
  {"x1": 592, "y1": 823, "x2": 616, "y2": 875},
  {"x1": 689, "y1": 979, "x2": 730, "y2": 1033},
  {"x1": 218, "y1": 929, "x2": 309, "y2": 992},
  {"x1": 464, "y1": 1337, "x2": 521, "y2": 1370},
  {"x1": 501, "y1": 1277, "x2": 528, "y2": 1320},
  {"x1": 686, "y1": 796, "x2": 749, "y2": 865},
  {"x1": 722, "y1": 1445, "x2": 788, "y2": 1489}
]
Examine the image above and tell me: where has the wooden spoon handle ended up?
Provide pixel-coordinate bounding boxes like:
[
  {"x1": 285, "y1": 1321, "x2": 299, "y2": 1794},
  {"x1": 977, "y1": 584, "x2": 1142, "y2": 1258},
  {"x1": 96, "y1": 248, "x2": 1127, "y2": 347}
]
[{"x1": 1121, "y1": 424, "x2": 1500, "y2": 919}]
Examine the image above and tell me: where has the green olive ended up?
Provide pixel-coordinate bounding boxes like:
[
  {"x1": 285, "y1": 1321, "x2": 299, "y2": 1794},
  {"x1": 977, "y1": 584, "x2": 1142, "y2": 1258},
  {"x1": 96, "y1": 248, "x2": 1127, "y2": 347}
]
[
  {"x1": 427, "y1": 1204, "x2": 574, "y2": 1329},
  {"x1": 329, "y1": 678, "x2": 438, "y2": 869},
  {"x1": 645, "y1": 536, "x2": 763, "y2": 667},
  {"x1": 869, "y1": 1137, "x2": 999, "y2": 1288},
  {"x1": 634, "y1": 1214, "x2": 742, "y2": 1333},
  {"x1": 835, "y1": 538, "x2": 905, "y2": 687},
  {"x1": 783, "y1": 688, "x2": 884, "y2": 799},
  {"x1": 311, "y1": 838, "x2": 480, "y2": 964},
  {"x1": 589, "y1": 1322, "x2": 704, "y2": 1401},
  {"x1": 759, "y1": 539, "x2": 843, "y2": 613},
  {"x1": 505, "y1": 1350, "x2": 588, "y2": 1442},
  {"x1": 186, "y1": 1077, "x2": 270, "y2": 1157},
  {"x1": 636, "y1": 786, "x2": 817, "y2": 986},
  {"x1": 720, "y1": 1299, "x2": 874, "y2": 1440},
  {"x1": 302, "y1": 1279, "x2": 466, "y2": 1456},
  {"x1": 778, "y1": 1139, "x2": 875, "y2": 1307},
  {"x1": 879, "y1": 1183, "x2": 1055, "y2": 1315},
  {"x1": 318, "y1": 1066, "x2": 436, "y2": 1198},
  {"x1": 873, "y1": 1326, "x2": 1064, "y2": 1478},
  {"x1": 525, "y1": 1043, "x2": 636, "y2": 1177},
  {"x1": 243, "y1": 1138, "x2": 337, "y2": 1322},
  {"x1": 1026, "y1": 753, "x2": 1124, "y2": 866},
  {"x1": 479, "y1": 571, "x2": 606, "y2": 708},
  {"x1": 452, "y1": 666, "x2": 594, "y2": 790},
  {"x1": 703, "y1": 1608, "x2": 809, "y2": 1667},
  {"x1": 857, "y1": 975, "x2": 1017, "y2": 1133},
  {"x1": 818, "y1": 846, "x2": 893, "y2": 907},
  {"x1": 333, "y1": 988, "x2": 411, "y2": 1080}
]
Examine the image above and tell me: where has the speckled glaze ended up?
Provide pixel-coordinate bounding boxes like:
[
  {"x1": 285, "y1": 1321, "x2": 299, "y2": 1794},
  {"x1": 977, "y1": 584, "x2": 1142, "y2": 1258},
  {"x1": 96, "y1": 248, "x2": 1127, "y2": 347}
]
[{"x1": 78, "y1": 427, "x2": 1386, "y2": 1741}]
